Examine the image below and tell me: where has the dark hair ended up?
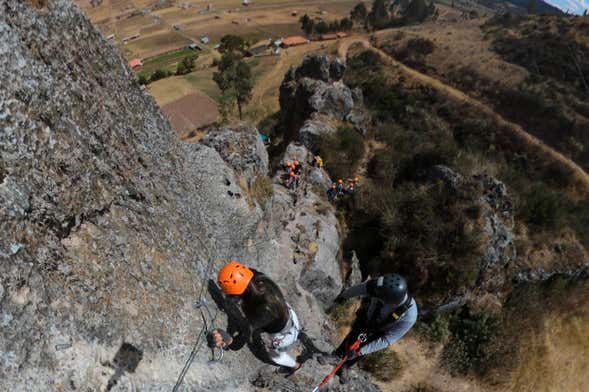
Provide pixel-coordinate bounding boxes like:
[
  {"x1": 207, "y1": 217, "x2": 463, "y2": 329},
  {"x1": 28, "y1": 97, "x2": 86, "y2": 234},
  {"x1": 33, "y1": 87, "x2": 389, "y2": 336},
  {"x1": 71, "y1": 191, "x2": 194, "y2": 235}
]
[{"x1": 241, "y1": 270, "x2": 289, "y2": 334}]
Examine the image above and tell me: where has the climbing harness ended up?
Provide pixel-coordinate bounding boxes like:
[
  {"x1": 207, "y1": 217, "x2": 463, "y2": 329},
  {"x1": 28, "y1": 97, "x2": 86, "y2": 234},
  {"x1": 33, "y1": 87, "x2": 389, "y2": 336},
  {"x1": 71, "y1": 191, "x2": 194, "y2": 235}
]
[
  {"x1": 270, "y1": 304, "x2": 300, "y2": 349},
  {"x1": 311, "y1": 333, "x2": 367, "y2": 392}
]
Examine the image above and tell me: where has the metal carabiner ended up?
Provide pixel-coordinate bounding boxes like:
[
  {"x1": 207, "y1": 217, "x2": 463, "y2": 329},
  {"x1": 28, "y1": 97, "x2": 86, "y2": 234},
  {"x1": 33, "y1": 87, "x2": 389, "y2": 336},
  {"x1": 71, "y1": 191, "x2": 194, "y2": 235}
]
[{"x1": 358, "y1": 333, "x2": 367, "y2": 343}]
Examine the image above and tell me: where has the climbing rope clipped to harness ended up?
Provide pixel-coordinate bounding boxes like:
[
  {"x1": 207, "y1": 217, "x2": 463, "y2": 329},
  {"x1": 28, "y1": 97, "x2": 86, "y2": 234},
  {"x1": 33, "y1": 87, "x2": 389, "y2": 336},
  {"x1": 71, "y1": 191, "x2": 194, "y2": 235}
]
[{"x1": 311, "y1": 333, "x2": 367, "y2": 392}]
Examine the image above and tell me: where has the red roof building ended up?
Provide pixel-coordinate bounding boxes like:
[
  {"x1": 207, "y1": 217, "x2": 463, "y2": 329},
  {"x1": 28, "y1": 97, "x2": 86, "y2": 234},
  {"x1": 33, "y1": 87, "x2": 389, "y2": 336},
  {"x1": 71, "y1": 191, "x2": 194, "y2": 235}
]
[
  {"x1": 128, "y1": 58, "x2": 143, "y2": 69},
  {"x1": 281, "y1": 36, "x2": 310, "y2": 47}
]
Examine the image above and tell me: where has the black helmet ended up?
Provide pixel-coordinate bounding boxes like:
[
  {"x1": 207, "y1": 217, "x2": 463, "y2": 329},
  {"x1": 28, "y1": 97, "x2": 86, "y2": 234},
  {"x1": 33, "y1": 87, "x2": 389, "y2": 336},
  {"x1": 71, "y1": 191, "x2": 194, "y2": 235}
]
[{"x1": 367, "y1": 274, "x2": 408, "y2": 305}]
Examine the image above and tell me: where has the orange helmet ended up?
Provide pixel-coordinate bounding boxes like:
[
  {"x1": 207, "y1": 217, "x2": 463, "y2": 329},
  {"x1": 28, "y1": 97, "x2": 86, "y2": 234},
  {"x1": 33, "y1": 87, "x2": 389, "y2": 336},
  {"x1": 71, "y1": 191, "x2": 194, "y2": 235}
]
[
  {"x1": 285, "y1": 160, "x2": 291, "y2": 167},
  {"x1": 338, "y1": 179, "x2": 343, "y2": 184},
  {"x1": 354, "y1": 176, "x2": 359, "y2": 181},
  {"x1": 293, "y1": 160, "x2": 299, "y2": 166},
  {"x1": 289, "y1": 171, "x2": 295, "y2": 177},
  {"x1": 218, "y1": 261, "x2": 254, "y2": 295}
]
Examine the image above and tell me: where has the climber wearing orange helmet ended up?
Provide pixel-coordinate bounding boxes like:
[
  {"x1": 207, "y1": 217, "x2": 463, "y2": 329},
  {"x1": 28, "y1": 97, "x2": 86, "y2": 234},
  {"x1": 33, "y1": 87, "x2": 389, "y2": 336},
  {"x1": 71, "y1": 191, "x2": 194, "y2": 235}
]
[
  {"x1": 292, "y1": 159, "x2": 303, "y2": 175},
  {"x1": 209, "y1": 261, "x2": 302, "y2": 371},
  {"x1": 286, "y1": 169, "x2": 299, "y2": 189},
  {"x1": 336, "y1": 179, "x2": 344, "y2": 194}
]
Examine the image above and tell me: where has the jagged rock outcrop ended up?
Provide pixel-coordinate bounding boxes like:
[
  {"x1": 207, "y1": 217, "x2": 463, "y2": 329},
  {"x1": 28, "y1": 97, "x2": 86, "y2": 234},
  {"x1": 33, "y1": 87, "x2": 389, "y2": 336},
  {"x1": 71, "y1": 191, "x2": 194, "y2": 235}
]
[
  {"x1": 279, "y1": 54, "x2": 355, "y2": 144},
  {"x1": 0, "y1": 2, "x2": 378, "y2": 391},
  {"x1": 426, "y1": 166, "x2": 516, "y2": 287}
]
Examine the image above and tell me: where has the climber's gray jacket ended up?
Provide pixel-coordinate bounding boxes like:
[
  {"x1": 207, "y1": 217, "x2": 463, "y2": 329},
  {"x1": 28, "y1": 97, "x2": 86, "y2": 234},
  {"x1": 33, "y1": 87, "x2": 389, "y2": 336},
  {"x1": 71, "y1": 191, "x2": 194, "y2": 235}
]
[{"x1": 338, "y1": 281, "x2": 418, "y2": 356}]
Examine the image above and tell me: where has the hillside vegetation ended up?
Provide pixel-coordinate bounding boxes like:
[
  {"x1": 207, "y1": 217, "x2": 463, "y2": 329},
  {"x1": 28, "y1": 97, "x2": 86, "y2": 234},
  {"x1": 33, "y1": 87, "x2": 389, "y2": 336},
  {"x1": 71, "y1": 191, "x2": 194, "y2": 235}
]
[
  {"x1": 320, "y1": 44, "x2": 589, "y2": 389},
  {"x1": 378, "y1": 14, "x2": 589, "y2": 172}
]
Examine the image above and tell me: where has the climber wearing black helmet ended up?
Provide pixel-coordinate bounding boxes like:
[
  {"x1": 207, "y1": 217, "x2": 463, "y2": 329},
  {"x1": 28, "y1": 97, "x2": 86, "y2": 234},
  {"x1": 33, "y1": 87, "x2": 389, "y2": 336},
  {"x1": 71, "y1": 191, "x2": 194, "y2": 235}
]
[{"x1": 321, "y1": 274, "x2": 417, "y2": 380}]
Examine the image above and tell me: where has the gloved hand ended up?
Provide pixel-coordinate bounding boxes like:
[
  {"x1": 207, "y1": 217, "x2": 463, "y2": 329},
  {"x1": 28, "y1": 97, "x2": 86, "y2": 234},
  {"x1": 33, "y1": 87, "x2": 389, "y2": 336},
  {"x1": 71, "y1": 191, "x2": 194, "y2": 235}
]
[
  {"x1": 207, "y1": 329, "x2": 233, "y2": 349},
  {"x1": 347, "y1": 349, "x2": 362, "y2": 361}
]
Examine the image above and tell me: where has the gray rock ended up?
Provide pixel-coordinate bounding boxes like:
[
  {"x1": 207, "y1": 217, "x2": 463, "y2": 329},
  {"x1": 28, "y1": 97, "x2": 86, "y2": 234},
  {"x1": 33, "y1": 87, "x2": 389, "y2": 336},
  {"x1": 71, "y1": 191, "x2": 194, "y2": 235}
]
[
  {"x1": 427, "y1": 165, "x2": 464, "y2": 188},
  {"x1": 295, "y1": 53, "x2": 332, "y2": 82},
  {"x1": 279, "y1": 55, "x2": 355, "y2": 141},
  {"x1": 329, "y1": 57, "x2": 346, "y2": 81},
  {"x1": 0, "y1": 2, "x2": 378, "y2": 390},
  {"x1": 345, "y1": 250, "x2": 363, "y2": 288},
  {"x1": 308, "y1": 81, "x2": 355, "y2": 120},
  {"x1": 299, "y1": 119, "x2": 336, "y2": 152},
  {"x1": 202, "y1": 122, "x2": 269, "y2": 180}
]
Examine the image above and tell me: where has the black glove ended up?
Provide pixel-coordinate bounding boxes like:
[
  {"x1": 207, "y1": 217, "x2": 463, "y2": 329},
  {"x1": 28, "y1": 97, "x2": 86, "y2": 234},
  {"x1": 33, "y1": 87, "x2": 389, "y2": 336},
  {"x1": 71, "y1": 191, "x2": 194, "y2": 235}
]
[
  {"x1": 206, "y1": 329, "x2": 232, "y2": 349},
  {"x1": 347, "y1": 349, "x2": 362, "y2": 361}
]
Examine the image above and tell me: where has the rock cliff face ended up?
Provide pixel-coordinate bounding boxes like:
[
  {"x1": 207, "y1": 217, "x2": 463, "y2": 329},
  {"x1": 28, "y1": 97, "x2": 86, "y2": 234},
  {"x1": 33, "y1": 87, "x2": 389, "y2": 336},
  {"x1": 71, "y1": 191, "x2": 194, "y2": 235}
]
[
  {"x1": 279, "y1": 54, "x2": 357, "y2": 144},
  {"x1": 0, "y1": 2, "x2": 377, "y2": 391}
]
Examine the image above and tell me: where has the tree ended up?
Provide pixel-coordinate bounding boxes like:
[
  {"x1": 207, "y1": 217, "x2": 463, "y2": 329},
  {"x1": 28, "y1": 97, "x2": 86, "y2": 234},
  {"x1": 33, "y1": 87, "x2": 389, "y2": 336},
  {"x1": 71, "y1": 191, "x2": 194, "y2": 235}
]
[
  {"x1": 368, "y1": 0, "x2": 389, "y2": 29},
  {"x1": 315, "y1": 20, "x2": 329, "y2": 34},
  {"x1": 329, "y1": 21, "x2": 340, "y2": 32},
  {"x1": 176, "y1": 54, "x2": 197, "y2": 75},
  {"x1": 306, "y1": 19, "x2": 316, "y2": 35},
  {"x1": 150, "y1": 69, "x2": 170, "y2": 82},
  {"x1": 340, "y1": 17, "x2": 354, "y2": 31},
  {"x1": 299, "y1": 14, "x2": 312, "y2": 34},
  {"x1": 213, "y1": 53, "x2": 253, "y2": 120},
  {"x1": 350, "y1": 2, "x2": 368, "y2": 26},
  {"x1": 138, "y1": 74, "x2": 149, "y2": 85},
  {"x1": 219, "y1": 34, "x2": 246, "y2": 54}
]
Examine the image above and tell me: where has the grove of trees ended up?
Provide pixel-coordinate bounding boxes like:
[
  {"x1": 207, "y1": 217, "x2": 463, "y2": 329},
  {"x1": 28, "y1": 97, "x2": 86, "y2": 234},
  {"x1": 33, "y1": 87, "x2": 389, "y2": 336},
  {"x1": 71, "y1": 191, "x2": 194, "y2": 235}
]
[{"x1": 299, "y1": 14, "x2": 354, "y2": 35}]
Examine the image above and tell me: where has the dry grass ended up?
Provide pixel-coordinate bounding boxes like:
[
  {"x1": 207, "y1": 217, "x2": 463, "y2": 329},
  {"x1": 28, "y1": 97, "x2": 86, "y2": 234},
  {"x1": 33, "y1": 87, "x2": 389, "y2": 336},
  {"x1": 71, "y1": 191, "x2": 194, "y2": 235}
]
[
  {"x1": 248, "y1": 175, "x2": 274, "y2": 208},
  {"x1": 29, "y1": 0, "x2": 48, "y2": 8},
  {"x1": 509, "y1": 311, "x2": 589, "y2": 392}
]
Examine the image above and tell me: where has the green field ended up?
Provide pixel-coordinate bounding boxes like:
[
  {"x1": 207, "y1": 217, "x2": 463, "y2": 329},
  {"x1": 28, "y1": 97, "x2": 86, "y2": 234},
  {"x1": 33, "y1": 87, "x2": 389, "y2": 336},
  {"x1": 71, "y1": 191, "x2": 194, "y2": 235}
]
[{"x1": 183, "y1": 70, "x2": 222, "y2": 102}]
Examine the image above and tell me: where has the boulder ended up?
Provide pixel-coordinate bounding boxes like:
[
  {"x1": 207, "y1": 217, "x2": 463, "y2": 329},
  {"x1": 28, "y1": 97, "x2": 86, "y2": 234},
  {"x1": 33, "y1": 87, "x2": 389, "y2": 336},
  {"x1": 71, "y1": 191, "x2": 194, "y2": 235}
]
[
  {"x1": 299, "y1": 118, "x2": 336, "y2": 151},
  {"x1": 329, "y1": 57, "x2": 346, "y2": 81},
  {"x1": 295, "y1": 53, "x2": 332, "y2": 82},
  {"x1": 308, "y1": 81, "x2": 355, "y2": 120},
  {"x1": 202, "y1": 122, "x2": 269, "y2": 180}
]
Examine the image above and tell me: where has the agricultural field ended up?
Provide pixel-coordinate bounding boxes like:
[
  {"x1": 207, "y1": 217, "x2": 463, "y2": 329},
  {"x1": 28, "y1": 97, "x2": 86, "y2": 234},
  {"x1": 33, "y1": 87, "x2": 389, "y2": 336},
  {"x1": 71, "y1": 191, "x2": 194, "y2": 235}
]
[
  {"x1": 75, "y1": 0, "x2": 356, "y2": 136},
  {"x1": 148, "y1": 75, "x2": 220, "y2": 136}
]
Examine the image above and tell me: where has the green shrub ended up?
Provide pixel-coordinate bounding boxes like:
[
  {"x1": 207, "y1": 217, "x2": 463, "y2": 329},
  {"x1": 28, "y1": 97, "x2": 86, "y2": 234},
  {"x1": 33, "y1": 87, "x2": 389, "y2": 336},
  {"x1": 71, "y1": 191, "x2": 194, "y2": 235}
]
[
  {"x1": 371, "y1": 182, "x2": 482, "y2": 296},
  {"x1": 137, "y1": 74, "x2": 149, "y2": 85},
  {"x1": 518, "y1": 183, "x2": 566, "y2": 228},
  {"x1": 416, "y1": 315, "x2": 450, "y2": 342},
  {"x1": 176, "y1": 54, "x2": 197, "y2": 75},
  {"x1": 150, "y1": 69, "x2": 172, "y2": 83},
  {"x1": 318, "y1": 126, "x2": 364, "y2": 180},
  {"x1": 447, "y1": 306, "x2": 496, "y2": 374}
]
